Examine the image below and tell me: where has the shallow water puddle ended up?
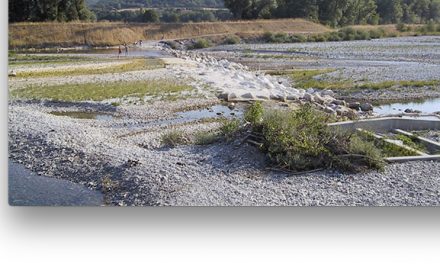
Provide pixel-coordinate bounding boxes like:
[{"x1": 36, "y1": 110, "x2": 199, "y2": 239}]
[
  {"x1": 50, "y1": 111, "x2": 117, "y2": 121},
  {"x1": 67, "y1": 48, "x2": 170, "y2": 58},
  {"x1": 178, "y1": 104, "x2": 243, "y2": 120},
  {"x1": 121, "y1": 104, "x2": 244, "y2": 129},
  {"x1": 375, "y1": 98, "x2": 440, "y2": 116}
]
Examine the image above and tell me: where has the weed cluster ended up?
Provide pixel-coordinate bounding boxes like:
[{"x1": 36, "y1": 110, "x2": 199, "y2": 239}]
[
  {"x1": 246, "y1": 103, "x2": 385, "y2": 172},
  {"x1": 223, "y1": 35, "x2": 241, "y2": 45},
  {"x1": 160, "y1": 118, "x2": 242, "y2": 147},
  {"x1": 262, "y1": 27, "x2": 387, "y2": 44},
  {"x1": 188, "y1": 38, "x2": 212, "y2": 49},
  {"x1": 160, "y1": 130, "x2": 189, "y2": 147}
]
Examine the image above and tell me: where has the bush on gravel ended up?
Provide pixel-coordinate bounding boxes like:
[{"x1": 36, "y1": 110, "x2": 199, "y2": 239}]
[
  {"x1": 245, "y1": 103, "x2": 385, "y2": 172},
  {"x1": 161, "y1": 130, "x2": 189, "y2": 147},
  {"x1": 189, "y1": 38, "x2": 212, "y2": 49}
]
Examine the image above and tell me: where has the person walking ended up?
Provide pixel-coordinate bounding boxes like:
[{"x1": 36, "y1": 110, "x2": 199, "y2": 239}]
[
  {"x1": 124, "y1": 43, "x2": 128, "y2": 56},
  {"x1": 118, "y1": 45, "x2": 122, "y2": 59}
]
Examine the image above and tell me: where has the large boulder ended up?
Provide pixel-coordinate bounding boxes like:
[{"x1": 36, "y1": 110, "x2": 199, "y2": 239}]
[
  {"x1": 321, "y1": 90, "x2": 335, "y2": 97},
  {"x1": 303, "y1": 93, "x2": 314, "y2": 102},
  {"x1": 360, "y1": 102, "x2": 374, "y2": 112},
  {"x1": 348, "y1": 102, "x2": 361, "y2": 111}
]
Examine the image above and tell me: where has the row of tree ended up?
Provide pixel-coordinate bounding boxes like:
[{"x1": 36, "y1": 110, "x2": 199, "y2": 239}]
[
  {"x1": 9, "y1": 0, "x2": 96, "y2": 22},
  {"x1": 93, "y1": 8, "x2": 232, "y2": 23},
  {"x1": 224, "y1": 0, "x2": 440, "y2": 26},
  {"x1": 89, "y1": 0, "x2": 224, "y2": 9}
]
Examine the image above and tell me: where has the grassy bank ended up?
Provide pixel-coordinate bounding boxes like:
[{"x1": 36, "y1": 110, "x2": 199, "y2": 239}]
[
  {"x1": 9, "y1": 19, "x2": 330, "y2": 49},
  {"x1": 10, "y1": 80, "x2": 192, "y2": 102}
]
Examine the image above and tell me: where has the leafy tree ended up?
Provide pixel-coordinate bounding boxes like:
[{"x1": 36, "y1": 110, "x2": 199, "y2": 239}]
[
  {"x1": 141, "y1": 9, "x2": 159, "y2": 22},
  {"x1": 9, "y1": 0, "x2": 96, "y2": 22}
]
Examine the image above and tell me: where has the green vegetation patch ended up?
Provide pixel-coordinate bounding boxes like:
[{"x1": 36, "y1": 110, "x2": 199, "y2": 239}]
[
  {"x1": 9, "y1": 54, "x2": 95, "y2": 65},
  {"x1": 188, "y1": 39, "x2": 212, "y2": 50},
  {"x1": 261, "y1": 27, "x2": 388, "y2": 44},
  {"x1": 194, "y1": 131, "x2": 220, "y2": 145},
  {"x1": 357, "y1": 130, "x2": 420, "y2": 157},
  {"x1": 15, "y1": 58, "x2": 165, "y2": 78},
  {"x1": 357, "y1": 80, "x2": 440, "y2": 90},
  {"x1": 11, "y1": 80, "x2": 193, "y2": 102},
  {"x1": 246, "y1": 103, "x2": 385, "y2": 172},
  {"x1": 267, "y1": 68, "x2": 353, "y2": 90},
  {"x1": 161, "y1": 130, "x2": 189, "y2": 147},
  {"x1": 268, "y1": 69, "x2": 440, "y2": 91}
]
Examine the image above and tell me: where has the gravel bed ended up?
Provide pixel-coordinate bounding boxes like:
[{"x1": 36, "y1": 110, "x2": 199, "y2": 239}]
[
  {"x1": 205, "y1": 36, "x2": 440, "y2": 84},
  {"x1": 8, "y1": 99, "x2": 440, "y2": 206}
]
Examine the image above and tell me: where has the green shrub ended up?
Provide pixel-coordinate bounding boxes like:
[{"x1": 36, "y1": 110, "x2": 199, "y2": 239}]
[
  {"x1": 355, "y1": 30, "x2": 370, "y2": 40},
  {"x1": 369, "y1": 28, "x2": 385, "y2": 39},
  {"x1": 258, "y1": 105, "x2": 332, "y2": 171},
  {"x1": 328, "y1": 32, "x2": 342, "y2": 41},
  {"x1": 247, "y1": 104, "x2": 384, "y2": 172},
  {"x1": 189, "y1": 38, "x2": 211, "y2": 49},
  {"x1": 290, "y1": 34, "x2": 307, "y2": 43},
  {"x1": 314, "y1": 34, "x2": 328, "y2": 42},
  {"x1": 161, "y1": 130, "x2": 188, "y2": 147},
  {"x1": 263, "y1": 32, "x2": 290, "y2": 43},
  {"x1": 244, "y1": 101, "x2": 264, "y2": 125},
  {"x1": 426, "y1": 21, "x2": 436, "y2": 32},
  {"x1": 164, "y1": 40, "x2": 179, "y2": 49},
  {"x1": 220, "y1": 119, "x2": 241, "y2": 140},
  {"x1": 224, "y1": 35, "x2": 241, "y2": 45},
  {"x1": 395, "y1": 134, "x2": 426, "y2": 152},
  {"x1": 194, "y1": 131, "x2": 219, "y2": 145},
  {"x1": 396, "y1": 23, "x2": 408, "y2": 32},
  {"x1": 345, "y1": 135, "x2": 385, "y2": 171}
]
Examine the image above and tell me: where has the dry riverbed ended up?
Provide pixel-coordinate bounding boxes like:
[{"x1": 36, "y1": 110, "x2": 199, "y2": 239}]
[
  {"x1": 205, "y1": 36, "x2": 440, "y2": 104},
  {"x1": 8, "y1": 40, "x2": 440, "y2": 206}
]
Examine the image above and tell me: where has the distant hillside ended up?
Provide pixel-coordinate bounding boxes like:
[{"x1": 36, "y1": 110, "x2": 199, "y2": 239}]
[{"x1": 88, "y1": 0, "x2": 225, "y2": 9}]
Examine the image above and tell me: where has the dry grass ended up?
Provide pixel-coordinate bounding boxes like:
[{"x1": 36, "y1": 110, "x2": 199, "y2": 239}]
[{"x1": 9, "y1": 19, "x2": 331, "y2": 48}]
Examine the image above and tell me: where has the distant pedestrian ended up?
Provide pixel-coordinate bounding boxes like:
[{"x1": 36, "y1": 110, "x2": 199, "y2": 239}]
[
  {"x1": 118, "y1": 45, "x2": 122, "y2": 59},
  {"x1": 124, "y1": 43, "x2": 128, "y2": 56},
  {"x1": 139, "y1": 40, "x2": 143, "y2": 46}
]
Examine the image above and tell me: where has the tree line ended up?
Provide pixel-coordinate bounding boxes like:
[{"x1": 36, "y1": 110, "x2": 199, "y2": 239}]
[
  {"x1": 90, "y1": 0, "x2": 224, "y2": 9},
  {"x1": 93, "y1": 8, "x2": 232, "y2": 23},
  {"x1": 9, "y1": 0, "x2": 96, "y2": 22},
  {"x1": 224, "y1": 0, "x2": 440, "y2": 26}
]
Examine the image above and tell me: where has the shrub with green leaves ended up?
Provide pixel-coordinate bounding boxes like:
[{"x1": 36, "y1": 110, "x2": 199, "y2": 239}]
[
  {"x1": 224, "y1": 35, "x2": 241, "y2": 45},
  {"x1": 189, "y1": 38, "x2": 212, "y2": 49},
  {"x1": 247, "y1": 104, "x2": 384, "y2": 172},
  {"x1": 194, "y1": 131, "x2": 219, "y2": 145},
  {"x1": 244, "y1": 101, "x2": 264, "y2": 125},
  {"x1": 161, "y1": 130, "x2": 188, "y2": 147},
  {"x1": 220, "y1": 119, "x2": 241, "y2": 140}
]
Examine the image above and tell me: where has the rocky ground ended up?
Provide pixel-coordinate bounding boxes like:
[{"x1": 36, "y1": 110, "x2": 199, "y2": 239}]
[
  {"x1": 7, "y1": 37, "x2": 440, "y2": 206},
  {"x1": 205, "y1": 36, "x2": 440, "y2": 102},
  {"x1": 8, "y1": 100, "x2": 440, "y2": 206}
]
